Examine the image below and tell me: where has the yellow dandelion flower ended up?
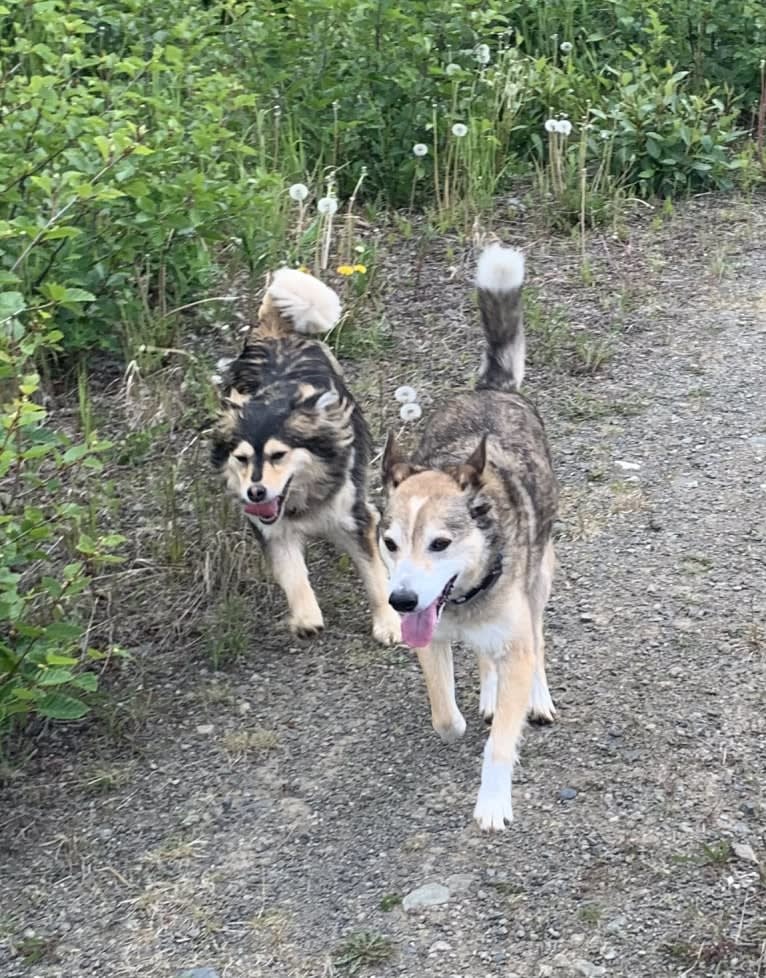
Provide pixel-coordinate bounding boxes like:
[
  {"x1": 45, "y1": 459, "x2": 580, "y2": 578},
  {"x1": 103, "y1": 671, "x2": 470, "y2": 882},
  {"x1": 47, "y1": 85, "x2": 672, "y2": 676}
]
[
  {"x1": 297, "y1": 264, "x2": 309, "y2": 273},
  {"x1": 353, "y1": 263, "x2": 367, "y2": 274},
  {"x1": 336, "y1": 264, "x2": 355, "y2": 276}
]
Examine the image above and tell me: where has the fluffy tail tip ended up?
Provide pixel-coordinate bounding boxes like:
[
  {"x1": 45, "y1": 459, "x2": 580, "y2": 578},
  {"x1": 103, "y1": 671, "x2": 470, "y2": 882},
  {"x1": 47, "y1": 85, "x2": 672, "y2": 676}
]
[
  {"x1": 476, "y1": 243, "x2": 525, "y2": 293},
  {"x1": 267, "y1": 267, "x2": 342, "y2": 334}
]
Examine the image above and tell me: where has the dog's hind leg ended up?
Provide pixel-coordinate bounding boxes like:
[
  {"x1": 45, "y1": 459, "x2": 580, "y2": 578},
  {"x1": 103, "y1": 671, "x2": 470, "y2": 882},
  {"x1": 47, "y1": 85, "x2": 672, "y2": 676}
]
[
  {"x1": 474, "y1": 601, "x2": 535, "y2": 831},
  {"x1": 336, "y1": 505, "x2": 401, "y2": 646},
  {"x1": 417, "y1": 641, "x2": 466, "y2": 743},
  {"x1": 266, "y1": 536, "x2": 324, "y2": 638},
  {"x1": 528, "y1": 539, "x2": 556, "y2": 724}
]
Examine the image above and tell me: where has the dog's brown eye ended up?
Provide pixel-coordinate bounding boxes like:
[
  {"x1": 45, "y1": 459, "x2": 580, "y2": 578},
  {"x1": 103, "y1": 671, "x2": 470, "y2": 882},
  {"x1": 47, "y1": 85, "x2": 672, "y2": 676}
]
[
  {"x1": 234, "y1": 454, "x2": 250, "y2": 465},
  {"x1": 383, "y1": 537, "x2": 398, "y2": 553},
  {"x1": 269, "y1": 451, "x2": 287, "y2": 464},
  {"x1": 430, "y1": 537, "x2": 452, "y2": 552}
]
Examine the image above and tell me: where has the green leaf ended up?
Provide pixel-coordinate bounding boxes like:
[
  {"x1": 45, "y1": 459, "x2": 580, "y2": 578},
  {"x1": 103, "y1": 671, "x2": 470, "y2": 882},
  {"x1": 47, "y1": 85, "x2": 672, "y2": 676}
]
[
  {"x1": 0, "y1": 292, "x2": 25, "y2": 322},
  {"x1": 70, "y1": 672, "x2": 98, "y2": 692},
  {"x1": 76, "y1": 534, "x2": 97, "y2": 555},
  {"x1": 44, "y1": 621, "x2": 83, "y2": 642},
  {"x1": 100, "y1": 534, "x2": 127, "y2": 548},
  {"x1": 37, "y1": 667, "x2": 77, "y2": 686},
  {"x1": 62, "y1": 443, "x2": 90, "y2": 464},
  {"x1": 62, "y1": 288, "x2": 96, "y2": 303},
  {"x1": 45, "y1": 653, "x2": 79, "y2": 666},
  {"x1": 37, "y1": 692, "x2": 89, "y2": 720}
]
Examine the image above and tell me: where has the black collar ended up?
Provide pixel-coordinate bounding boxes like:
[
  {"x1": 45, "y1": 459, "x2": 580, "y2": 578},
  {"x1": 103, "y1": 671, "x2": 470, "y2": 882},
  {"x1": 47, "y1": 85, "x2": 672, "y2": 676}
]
[{"x1": 449, "y1": 553, "x2": 504, "y2": 606}]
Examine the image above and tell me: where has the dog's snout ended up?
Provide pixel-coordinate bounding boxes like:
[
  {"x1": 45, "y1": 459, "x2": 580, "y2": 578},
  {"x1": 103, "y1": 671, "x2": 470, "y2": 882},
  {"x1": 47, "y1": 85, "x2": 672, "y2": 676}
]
[
  {"x1": 389, "y1": 588, "x2": 419, "y2": 613},
  {"x1": 248, "y1": 483, "x2": 267, "y2": 503}
]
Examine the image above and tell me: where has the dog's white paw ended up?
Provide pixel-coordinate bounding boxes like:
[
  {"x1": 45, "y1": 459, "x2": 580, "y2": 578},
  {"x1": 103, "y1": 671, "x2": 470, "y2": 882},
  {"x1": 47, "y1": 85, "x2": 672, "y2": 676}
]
[
  {"x1": 372, "y1": 607, "x2": 401, "y2": 646},
  {"x1": 528, "y1": 673, "x2": 556, "y2": 725},
  {"x1": 474, "y1": 738, "x2": 514, "y2": 830},
  {"x1": 479, "y1": 667, "x2": 498, "y2": 721},
  {"x1": 474, "y1": 785, "x2": 513, "y2": 831},
  {"x1": 433, "y1": 711, "x2": 466, "y2": 744}
]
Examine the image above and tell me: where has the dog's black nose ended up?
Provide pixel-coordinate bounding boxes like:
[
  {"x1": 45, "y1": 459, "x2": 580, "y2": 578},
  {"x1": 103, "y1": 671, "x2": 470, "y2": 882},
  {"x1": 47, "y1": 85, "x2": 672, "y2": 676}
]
[
  {"x1": 389, "y1": 588, "x2": 419, "y2": 613},
  {"x1": 247, "y1": 484, "x2": 267, "y2": 503}
]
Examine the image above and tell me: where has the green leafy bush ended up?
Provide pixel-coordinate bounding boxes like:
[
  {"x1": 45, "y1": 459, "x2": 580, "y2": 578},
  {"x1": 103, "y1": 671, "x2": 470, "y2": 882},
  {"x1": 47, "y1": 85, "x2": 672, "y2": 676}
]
[
  {"x1": 0, "y1": 298, "x2": 124, "y2": 733},
  {"x1": 0, "y1": 0, "x2": 762, "y2": 360},
  {"x1": 1, "y1": 0, "x2": 288, "y2": 355}
]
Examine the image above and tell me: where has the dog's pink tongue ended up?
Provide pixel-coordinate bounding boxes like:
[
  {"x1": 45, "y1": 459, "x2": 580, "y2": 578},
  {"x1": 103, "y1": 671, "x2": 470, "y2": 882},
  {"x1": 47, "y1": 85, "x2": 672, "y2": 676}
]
[
  {"x1": 400, "y1": 600, "x2": 439, "y2": 649},
  {"x1": 244, "y1": 498, "x2": 279, "y2": 518}
]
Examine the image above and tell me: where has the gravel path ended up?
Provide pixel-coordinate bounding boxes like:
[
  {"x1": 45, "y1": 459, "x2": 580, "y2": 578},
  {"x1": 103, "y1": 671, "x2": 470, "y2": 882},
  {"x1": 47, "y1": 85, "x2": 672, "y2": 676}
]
[{"x1": 1, "y1": 196, "x2": 764, "y2": 978}]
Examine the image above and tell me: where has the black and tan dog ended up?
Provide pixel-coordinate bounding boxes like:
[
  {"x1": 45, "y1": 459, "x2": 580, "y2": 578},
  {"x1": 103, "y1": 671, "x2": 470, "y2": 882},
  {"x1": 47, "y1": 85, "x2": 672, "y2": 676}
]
[
  {"x1": 212, "y1": 268, "x2": 400, "y2": 645},
  {"x1": 380, "y1": 244, "x2": 558, "y2": 830}
]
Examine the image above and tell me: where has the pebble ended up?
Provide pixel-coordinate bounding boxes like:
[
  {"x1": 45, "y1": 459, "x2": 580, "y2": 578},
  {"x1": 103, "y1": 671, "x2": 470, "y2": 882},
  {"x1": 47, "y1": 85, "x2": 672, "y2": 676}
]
[
  {"x1": 444, "y1": 873, "x2": 473, "y2": 894},
  {"x1": 402, "y1": 882, "x2": 450, "y2": 911},
  {"x1": 615, "y1": 459, "x2": 641, "y2": 470},
  {"x1": 605, "y1": 914, "x2": 627, "y2": 935},
  {"x1": 429, "y1": 940, "x2": 452, "y2": 953},
  {"x1": 733, "y1": 842, "x2": 758, "y2": 864},
  {"x1": 558, "y1": 787, "x2": 578, "y2": 801},
  {"x1": 177, "y1": 970, "x2": 220, "y2": 978},
  {"x1": 573, "y1": 960, "x2": 606, "y2": 978},
  {"x1": 196, "y1": 724, "x2": 215, "y2": 736}
]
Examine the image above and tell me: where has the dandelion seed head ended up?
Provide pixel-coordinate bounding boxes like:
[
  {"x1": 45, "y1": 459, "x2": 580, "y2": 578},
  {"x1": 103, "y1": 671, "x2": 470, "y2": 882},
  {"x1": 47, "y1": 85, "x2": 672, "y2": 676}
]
[
  {"x1": 560, "y1": 41, "x2": 573, "y2": 53},
  {"x1": 413, "y1": 143, "x2": 429, "y2": 157},
  {"x1": 400, "y1": 402, "x2": 422, "y2": 422},
  {"x1": 556, "y1": 119, "x2": 573, "y2": 136},
  {"x1": 317, "y1": 196, "x2": 338, "y2": 215},
  {"x1": 394, "y1": 385, "x2": 417, "y2": 404},
  {"x1": 446, "y1": 62, "x2": 462, "y2": 76},
  {"x1": 475, "y1": 43, "x2": 491, "y2": 65},
  {"x1": 288, "y1": 183, "x2": 309, "y2": 202},
  {"x1": 544, "y1": 118, "x2": 558, "y2": 133},
  {"x1": 451, "y1": 122, "x2": 469, "y2": 138}
]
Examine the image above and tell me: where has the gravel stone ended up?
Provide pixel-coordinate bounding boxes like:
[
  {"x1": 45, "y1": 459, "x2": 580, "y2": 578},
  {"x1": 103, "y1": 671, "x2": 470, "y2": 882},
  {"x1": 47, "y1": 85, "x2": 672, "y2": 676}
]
[{"x1": 402, "y1": 883, "x2": 450, "y2": 911}]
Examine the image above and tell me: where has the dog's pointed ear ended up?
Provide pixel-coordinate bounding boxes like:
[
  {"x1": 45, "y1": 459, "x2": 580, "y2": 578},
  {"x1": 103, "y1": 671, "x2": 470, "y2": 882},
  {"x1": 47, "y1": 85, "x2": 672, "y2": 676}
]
[
  {"x1": 449, "y1": 435, "x2": 487, "y2": 491},
  {"x1": 382, "y1": 431, "x2": 418, "y2": 489},
  {"x1": 297, "y1": 385, "x2": 340, "y2": 413}
]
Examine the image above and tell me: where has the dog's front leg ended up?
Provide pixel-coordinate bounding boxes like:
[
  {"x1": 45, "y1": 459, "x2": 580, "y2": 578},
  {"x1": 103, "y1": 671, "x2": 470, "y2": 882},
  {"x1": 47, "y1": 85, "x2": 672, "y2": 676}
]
[
  {"x1": 474, "y1": 618, "x2": 535, "y2": 831},
  {"x1": 266, "y1": 536, "x2": 324, "y2": 638},
  {"x1": 337, "y1": 507, "x2": 401, "y2": 645},
  {"x1": 417, "y1": 641, "x2": 466, "y2": 743}
]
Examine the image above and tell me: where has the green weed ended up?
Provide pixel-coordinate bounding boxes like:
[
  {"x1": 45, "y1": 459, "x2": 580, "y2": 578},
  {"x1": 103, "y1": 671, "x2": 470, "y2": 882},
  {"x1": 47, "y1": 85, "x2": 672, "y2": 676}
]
[{"x1": 334, "y1": 932, "x2": 394, "y2": 975}]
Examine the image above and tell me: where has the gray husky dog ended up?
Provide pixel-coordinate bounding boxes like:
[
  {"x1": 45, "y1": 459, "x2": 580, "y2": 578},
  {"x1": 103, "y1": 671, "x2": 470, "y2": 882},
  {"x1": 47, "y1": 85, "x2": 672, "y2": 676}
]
[{"x1": 380, "y1": 244, "x2": 558, "y2": 830}]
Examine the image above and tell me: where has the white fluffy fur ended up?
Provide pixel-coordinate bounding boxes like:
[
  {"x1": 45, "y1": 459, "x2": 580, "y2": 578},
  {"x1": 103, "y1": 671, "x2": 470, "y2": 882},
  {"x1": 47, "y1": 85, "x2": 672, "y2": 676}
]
[
  {"x1": 476, "y1": 243, "x2": 525, "y2": 292},
  {"x1": 267, "y1": 267, "x2": 342, "y2": 334},
  {"x1": 474, "y1": 737, "x2": 514, "y2": 830}
]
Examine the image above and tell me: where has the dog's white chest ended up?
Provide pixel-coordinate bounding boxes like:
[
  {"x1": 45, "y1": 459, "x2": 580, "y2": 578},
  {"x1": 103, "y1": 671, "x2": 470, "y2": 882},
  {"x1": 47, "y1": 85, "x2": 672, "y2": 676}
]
[{"x1": 438, "y1": 615, "x2": 514, "y2": 656}]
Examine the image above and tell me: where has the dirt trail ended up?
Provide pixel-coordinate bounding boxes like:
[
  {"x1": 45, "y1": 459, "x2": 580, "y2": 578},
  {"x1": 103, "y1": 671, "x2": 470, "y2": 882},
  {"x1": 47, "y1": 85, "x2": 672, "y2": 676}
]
[{"x1": 1, "y1": 197, "x2": 765, "y2": 978}]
